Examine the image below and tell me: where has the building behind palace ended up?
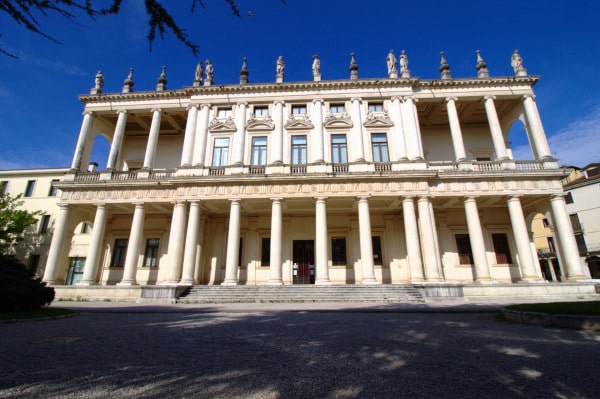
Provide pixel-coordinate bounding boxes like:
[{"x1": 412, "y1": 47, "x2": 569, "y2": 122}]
[{"x1": 2, "y1": 50, "x2": 596, "y2": 300}]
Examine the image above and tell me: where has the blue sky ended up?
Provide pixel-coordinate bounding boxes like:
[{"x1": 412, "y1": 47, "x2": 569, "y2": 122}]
[{"x1": 1, "y1": 0, "x2": 599, "y2": 169}]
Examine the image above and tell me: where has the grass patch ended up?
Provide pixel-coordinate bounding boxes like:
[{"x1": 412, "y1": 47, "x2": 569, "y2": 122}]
[
  {"x1": 506, "y1": 301, "x2": 600, "y2": 316},
  {"x1": 0, "y1": 307, "x2": 78, "y2": 321}
]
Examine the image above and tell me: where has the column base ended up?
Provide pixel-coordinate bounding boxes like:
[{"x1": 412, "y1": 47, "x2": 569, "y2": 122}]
[
  {"x1": 315, "y1": 279, "x2": 332, "y2": 285},
  {"x1": 519, "y1": 277, "x2": 545, "y2": 283},
  {"x1": 566, "y1": 275, "x2": 589, "y2": 281},
  {"x1": 361, "y1": 278, "x2": 379, "y2": 285},
  {"x1": 474, "y1": 278, "x2": 497, "y2": 285},
  {"x1": 266, "y1": 280, "x2": 283, "y2": 286},
  {"x1": 117, "y1": 281, "x2": 138, "y2": 286},
  {"x1": 179, "y1": 280, "x2": 194, "y2": 286},
  {"x1": 77, "y1": 281, "x2": 98, "y2": 286},
  {"x1": 221, "y1": 280, "x2": 238, "y2": 286}
]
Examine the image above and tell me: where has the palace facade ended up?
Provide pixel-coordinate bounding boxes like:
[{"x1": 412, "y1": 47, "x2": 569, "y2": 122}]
[{"x1": 40, "y1": 51, "x2": 591, "y2": 294}]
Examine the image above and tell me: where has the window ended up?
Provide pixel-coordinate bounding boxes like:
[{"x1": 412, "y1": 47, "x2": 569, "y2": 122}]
[
  {"x1": 455, "y1": 234, "x2": 474, "y2": 264},
  {"x1": 371, "y1": 133, "x2": 389, "y2": 163},
  {"x1": 66, "y1": 257, "x2": 86, "y2": 285},
  {"x1": 291, "y1": 135, "x2": 307, "y2": 165},
  {"x1": 39, "y1": 215, "x2": 50, "y2": 234},
  {"x1": 111, "y1": 239, "x2": 128, "y2": 267},
  {"x1": 547, "y1": 236, "x2": 556, "y2": 254},
  {"x1": 212, "y1": 137, "x2": 230, "y2": 166},
  {"x1": 368, "y1": 103, "x2": 383, "y2": 112},
  {"x1": 542, "y1": 218, "x2": 550, "y2": 228},
  {"x1": 253, "y1": 106, "x2": 269, "y2": 117},
  {"x1": 569, "y1": 214, "x2": 582, "y2": 232},
  {"x1": 0, "y1": 181, "x2": 7, "y2": 195},
  {"x1": 24, "y1": 180, "x2": 35, "y2": 197},
  {"x1": 261, "y1": 237, "x2": 271, "y2": 266},
  {"x1": 492, "y1": 233, "x2": 513, "y2": 264},
  {"x1": 565, "y1": 192, "x2": 574, "y2": 204},
  {"x1": 331, "y1": 237, "x2": 347, "y2": 266},
  {"x1": 217, "y1": 107, "x2": 232, "y2": 118},
  {"x1": 238, "y1": 238, "x2": 244, "y2": 267},
  {"x1": 48, "y1": 179, "x2": 59, "y2": 196},
  {"x1": 331, "y1": 135, "x2": 348, "y2": 163},
  {"x1": 29, "y1": 254, "x2": 41, "y2": 274},
  {"x1": 143, "y1": 238, "x2": 160, "y2": 267},
  {"x1": 575, "y1": 233, "x2": 588, "y2": 254},
  {"x1": 251, "y1": 136, "x2": 268, "y2": 166},
  {"x1": 81, "y1": 222, "x2": 92, "y2": 234},
  {"x1": 330, "y1": 103, "x2": 345, "y2": 114},
  {"x1": 292, "y1": 105, "x2": 307, "y2": 115},
  {"x1": 372, "y1": 236, "x2": 383, "y2": 265}
]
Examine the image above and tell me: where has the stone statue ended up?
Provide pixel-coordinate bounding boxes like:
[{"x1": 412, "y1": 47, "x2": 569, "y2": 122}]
[
  {"x1": 386, "y1": 50, "x2": 397, "y2": 76},
  {"x1": 312, "y1": 55, "x2": 320, "y2": 76},
  {"x1": 195, "y1": 61, "x2": 203, "y2": 81},
  {"x1": 91, "y1": 70, "x2": 104, "y2": 94},
  {"x1": 511, "y1": 49, "x2": 527, "y2": 76},
  {"x1": 276, "y1": 56, "x2": 285, "y2": 76},
  {"x1": 399, "y1": 50, "x2": 410, "y2": 78},
  {"x1": 205, "y1": 60, "x2": 214, "y2": 85}
]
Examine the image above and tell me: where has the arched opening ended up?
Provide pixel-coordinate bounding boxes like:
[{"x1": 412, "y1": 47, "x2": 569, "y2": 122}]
[
  {"x1": 526, "y1": 211, "x2": 562, "y2": 281},
  {"x1": 83, "y1": 133, "x2": 111, "y2": 172},
  {"x1": 65, "y1": 220, "x2": 94, "y2": 285},
  {"x1": 506, "y1": 117, "x2": 534, "y2": 161}
]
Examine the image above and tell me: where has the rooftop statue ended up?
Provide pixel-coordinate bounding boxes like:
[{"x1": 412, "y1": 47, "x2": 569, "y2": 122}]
[
  {"x1": 511, "y1": 49, "x2": 528, "y2": 76},
  {"x1": 91, "y1": 70, "x2": 104, "y2": 94},
  {"x1": 399, "y1": 50, "x2": 410, "y2": 78},
  {"x1": 205, "y1": 60, "x2": 214, "y2": 85},
  {"x1": 195, "y1": 61, "x2": 203, "y2": 81},
  {"x1": 312, "y1": 55, "x2": 320, "y2": 76},
  {"x1": 276, "y1": 55, "x2": 285, "y2": 83},
  {"x1": 386, "y1": 50, "x2": 397, "y2": 78}
]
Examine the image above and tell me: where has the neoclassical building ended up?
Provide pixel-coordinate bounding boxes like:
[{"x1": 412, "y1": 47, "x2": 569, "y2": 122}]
[{"x1": 41, "y1": 50, "x2": 591, "y2": 296}]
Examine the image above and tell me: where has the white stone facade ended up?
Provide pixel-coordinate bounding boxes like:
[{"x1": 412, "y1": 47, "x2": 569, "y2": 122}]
[{"x1": 38, "y1": 54, "x2": 590, "y2": 289}]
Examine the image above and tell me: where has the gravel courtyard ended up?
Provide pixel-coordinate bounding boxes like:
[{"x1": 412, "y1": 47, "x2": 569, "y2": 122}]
[{"x1": 1, "y1": 306, "x2": 599, "y2": 398}]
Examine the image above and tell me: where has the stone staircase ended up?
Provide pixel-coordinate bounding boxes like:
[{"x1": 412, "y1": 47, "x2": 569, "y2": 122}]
[{"x1": 177, "y1": 284, "x2": 425, "y2": 304}]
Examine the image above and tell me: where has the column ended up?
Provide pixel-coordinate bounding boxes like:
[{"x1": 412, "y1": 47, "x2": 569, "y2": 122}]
[
  {"x1": 106, "y1": 110, "x2": 128, "y2": 170},
  {"x1": 482, "y1": 96, "x2": 509, "y2": 160},
  {"x1": 181, "y1": 201, "x2": 201, "y2": 285},
  {"x1": 180, "y1": 105, "x2": 199, "y2": 167},
  {"x1": 232, "y1": 102, "x2": 248, "y2": 165},
  {"x1": 315, "y1": 197, "x2": 331, "y2": 284},
  {"x1": 464, "y1": 197, "x2": 493, "y2": 282},
  {"x1": 164, "y1": 201, "x2": 187, "y2": 283},
  {"x1": 402, "y1": 97, "x2": 423, "y2": 160},
  {"x1": 549, "y1": 195, "x2": 587, "y2": 280},
  {"x1": 42, "y1": 204, "x2": 70, "y2": 284},
  {"x1": 223, "y1": 199, "x2": 241, "y2": 285},
  {"x1": 418, "y1": 197, "x2": 442, "y2": 281},
  {"x1": 119, "y1": 202, "x2": 145, "y2": 285},
  {"x1": 507, "y1": 196, "x2": 541, "y2": 281},
  {"x1": 271, "y1": 101, "x2": 284, "y2": 164},
  {"x1": 79, "y1": 204, "x2": 107, "y2": 285},
  {"x1": 70, "y1": 111, "x2": 93, "y2": 171},
  {"x1": 192, "y1": 104, "x2": 211, "y2": 166},
  {"x1": 403, "y1": 197, "x2": 424, "y2": 281},
  {"x1": 267, "y1": 198, "x2": 284, "y2": 285},
  {"x1": 522, "y1": 95, "x2": 553, "y2": 160},
  {"x1": 142, "y1": 108, "x2": 162, "y2": 169},
  {"x1": 445, "y1": 97, "x2": 467, "y2": 161},
  {"x1": 390, "y1": 97, "x2": 407, "y2": 160},
  {"x1": 358, "y1": 196, "x2": 378, "y2": 284},
  {"x1": 350, "y1": 98, "x2": 365, "y2": 161},
  {"x1": 311, "y1": 99, "x2": 325, "y2": 163}
]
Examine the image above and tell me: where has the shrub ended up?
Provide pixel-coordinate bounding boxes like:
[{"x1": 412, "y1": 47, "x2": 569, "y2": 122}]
[{"x1": 0, "y1": 255, "x2": 55, "y2": 313}]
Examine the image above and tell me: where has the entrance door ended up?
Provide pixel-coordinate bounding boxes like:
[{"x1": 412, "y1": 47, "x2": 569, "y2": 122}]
[{"x1": 293, "y1": 240, "x2": 314, "y2": 284}]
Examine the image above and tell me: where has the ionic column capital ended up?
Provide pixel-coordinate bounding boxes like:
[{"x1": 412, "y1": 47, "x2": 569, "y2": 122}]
[
  {"x1": 463, "y1": 195, "x2": 479, "y2": 203},
  {"x1": 273, "y1": 100, "x2": 285, "y2": 106},
  {"x1": 445, "y1": 96, "x2": 458, "y2": 103},
  {"x1": 312, "y1": 99, "x2": 325, "y2": 105},
  {"x1": 236, "y1": 102, "x2": 249, "y2": 107},
  {"x1": 315, "y1": 197, "x2": 328, "y2": 203},
  {"x1": 522, "y1": 94, "x2": 535, "y2": 101},
  {"x1": 482, "y1": 95, "x2": 496, "y2": 102},
  {"x1": 357, "y1": 195, "x2": 371, "y2": 202},
  {"x1": 350, "y1": 97, "x2": 362, "y2": 103},
  {"x1": 150, "y1": 108, "x2": 162, "y2": 113},
  {"x1": 270, "y1": 197, "x2": 283, "y2": 202},
  {"x1": 200, "y1": 103, "x2": 212, "y2": 109},
  {"x1": 187, "y1": 104, "x2": 199, "y2": 111},
  {"x1": 390, "y1": 96, "x2": 401, "y2": 102},
  {"x1": 82, "y1": 110, "x2": 93, "y2": 116},
  {"x1": 116, "y1": 109, "x2": 128, "y2": 115}
]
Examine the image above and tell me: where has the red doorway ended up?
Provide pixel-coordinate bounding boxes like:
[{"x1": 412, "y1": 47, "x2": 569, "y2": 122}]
[{"x1": 293, "y1": 240, "x2": 315, "y2": 284}]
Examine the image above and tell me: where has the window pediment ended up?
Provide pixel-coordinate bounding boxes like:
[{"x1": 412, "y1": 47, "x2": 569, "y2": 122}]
[
  {"x1": 363, "y1": 116, "x2": 394, "y2": 128},
  {"x1": 285, "y1": 116, "x2": 314, "y2": 130},
  {"x1": 209, "y1": 117, "x2": 237, "y2": 133},
  {"x1": 246, "y1": 117, "x2": 275, "y2": 131},
  {"x1": 323, "y1": 114, "x2": 353, "y2": 129}
]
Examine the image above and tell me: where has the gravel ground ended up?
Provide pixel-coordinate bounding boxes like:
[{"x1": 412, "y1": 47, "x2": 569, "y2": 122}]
[{"x1": 1, "y1": 309, "x2": 599, "y2": 398}]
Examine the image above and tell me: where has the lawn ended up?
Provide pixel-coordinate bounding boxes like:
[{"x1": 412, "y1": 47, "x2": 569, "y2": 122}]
[{"x1": 506, "y1": 301, "x2": 600, "y2": 316}]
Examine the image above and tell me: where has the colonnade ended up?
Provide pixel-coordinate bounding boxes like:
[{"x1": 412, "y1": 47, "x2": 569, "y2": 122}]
[
  {"x1": 42, "y1": 192, "x2": 588, "y2": 286},
  {"x1": 68, "y1": 95, "x2": 553, "y2": 173}
]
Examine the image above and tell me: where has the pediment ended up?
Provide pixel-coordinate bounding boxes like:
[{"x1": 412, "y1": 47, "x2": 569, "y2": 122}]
[
  {"x1": 363, "y1": 116, "x2": 394, "y2": 128},
  {"x1": 208, "y1": 118, "x2": 237, "y2": 133},
  {"x1": 285, "y1": 118, "x2": 314, "y2": 130},
  {"x1": 246, "y1": 118, "x2": 275, "y2": 131},
  {"x1": 323, "y1": 117, "x2": 353, "y2": 129}
]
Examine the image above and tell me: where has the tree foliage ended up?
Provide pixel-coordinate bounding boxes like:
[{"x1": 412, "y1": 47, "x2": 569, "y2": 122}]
[
  {"x1": 0, "y1": 255, "x2": 55, "y2": 312},
  {"x1": 0, "y1": 0, "x2": 242, "y2": 58},
  {"x1": 0, "y1": 191, "x2": 41, "y2": 255}
]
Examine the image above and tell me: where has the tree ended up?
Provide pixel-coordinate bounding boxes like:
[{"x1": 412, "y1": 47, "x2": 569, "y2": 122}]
[
  {"x1": 0, "y1": 190, "x2": 41, "y2": 256},
  {"x1": 0, "y1": 0, "x2": 242, "y2": 58}
]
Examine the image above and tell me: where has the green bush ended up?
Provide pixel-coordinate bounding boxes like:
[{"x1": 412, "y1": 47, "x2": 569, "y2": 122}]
[{"x1": 0, "y1": 255, "x2": 55, "y2": 313}]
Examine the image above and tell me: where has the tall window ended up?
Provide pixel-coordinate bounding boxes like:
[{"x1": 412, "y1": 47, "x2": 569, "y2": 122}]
[
  {"x1": 111, "y1": 239, "x2": 128, "y2": 267},
  {"x1": 565, "y1": 192, "x2": 574, "y2": 204},
  {"x1": 492, "y1": 233, "x2": 513, "y2": 264},
  {"x1": 253, "y1": 106, "x2": 269, "y2": 117},
  {"x1": 331, "y1": 135, "x2": 348, "y2": 163},
  {"x1": 331, "y1": 237, "x2": 347, "y2": 266},
  {"x1": 570, "y1": 214, "x2": 588, "y2": 254},
  {"x1": 292, "y1": 105, "x2": 307, "y2": 115},
  {"x1": 143, "y1": 238, "x2": 160, "y2": 267},
  {"x1": 39, "y1": 215, "x2": 50, "y2": 234},
  {"x1": 569, "y1": 214, "x2": 583, "y2": 232},
  {"x1": 24, "y1": 180, "x2": 35, "y2": 197},
  {"x1": 29, "y1": 254, "x2": 41, "y2": 274},
  {"x1": 291, "y1": 135, "x2": 307, "y2": 165},
  {"x1": 372, "y1": 236, "x2": 383, "y2": 265},
  {"x1": 368, "y1": 103, "x2": 383, "y2": 112},
  {"x1": 81, "y1": 222, "x2": 92, "y2": 234},
  {"x1": 48, "y1": 179, "x2": 59, "y2": 196},
  {"x1": 66, "y1": 257, "x2": 86, "y2": 285},
  {"x1": 547, "y1": 236, "x2": 556, "y2": 253},
  {"x1": 330, "y1": 103, "x2": 345, "y2": 114},
  {"x1": 261, "y1": 237, "x2": 271, "y2": 266},
  {"x1": 455, "y1": 234, "x2": 474, "y2": 264},
  {"x1": 371, "y1": 133, "x2": 389, "y2": 163},
  {"x1": 0, "y1": 181, "x2": 7, "y2": 195},
  {"x1": 238, "y1": 238, "x2": 244, "y2": 267},
  {"x1": 251, "y1": 136, "x2": 268, "y2": 166},
  {"x1": 212, "y1": 137, "x2": 230, "y2": 166}
]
